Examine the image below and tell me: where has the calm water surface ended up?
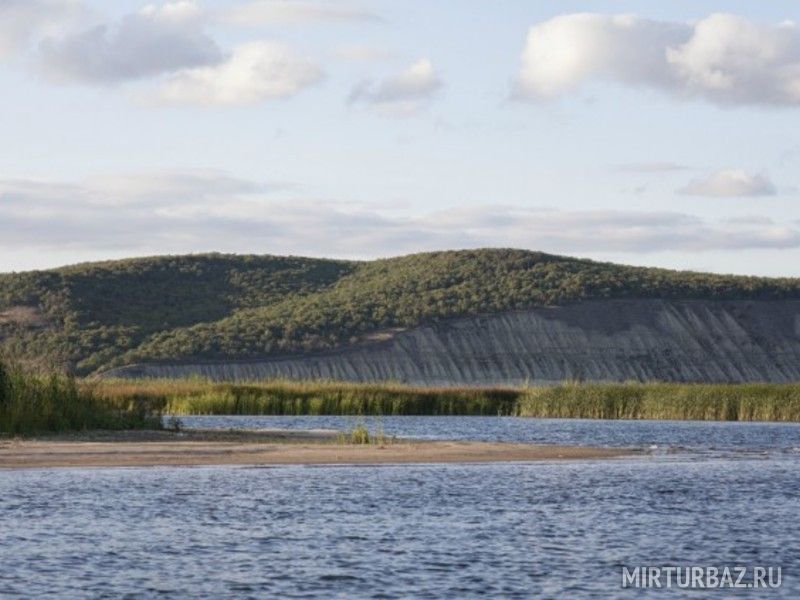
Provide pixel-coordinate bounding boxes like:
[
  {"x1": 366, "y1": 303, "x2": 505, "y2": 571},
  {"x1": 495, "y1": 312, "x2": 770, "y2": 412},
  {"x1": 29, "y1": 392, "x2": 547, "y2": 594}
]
[
  {"x1": 180, "y1": 415, "x2": 800, "y2": 459},
  {"x1": 2, "y1": 417, "x2": 799, "y2": 598}
]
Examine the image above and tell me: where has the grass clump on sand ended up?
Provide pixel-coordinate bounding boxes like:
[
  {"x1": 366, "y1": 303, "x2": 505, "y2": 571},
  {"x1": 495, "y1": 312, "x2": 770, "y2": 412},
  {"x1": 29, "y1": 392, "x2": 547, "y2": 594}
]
[
  {"x1": 336, "y1": 422, "x2": 392, "y2": 445},
  {"x1": 0, "y1": 359, "x2": 163, "y2": 436}
]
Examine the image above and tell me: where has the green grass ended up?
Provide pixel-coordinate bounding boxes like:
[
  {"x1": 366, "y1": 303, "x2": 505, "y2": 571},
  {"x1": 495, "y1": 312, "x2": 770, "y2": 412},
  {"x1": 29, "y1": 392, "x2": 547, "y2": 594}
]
[
  {"x1": 86, "y1": 377, "x2": 800, "y2": 422},
  {"x1": 0, "y1": 360, "x2": 163, "y2": 435},
  {"x1": 518, "y1": 382, "x2": 800, "y2": 421},
  {"x1": 89, "y1": 378, "x2": 519, "y2": 416},
  {"x1": 336, "y1": 423, "x2": 388, "y2": 445},
  {"x1": 5, "y1": 367, "x2": 800, "y2": 434}
]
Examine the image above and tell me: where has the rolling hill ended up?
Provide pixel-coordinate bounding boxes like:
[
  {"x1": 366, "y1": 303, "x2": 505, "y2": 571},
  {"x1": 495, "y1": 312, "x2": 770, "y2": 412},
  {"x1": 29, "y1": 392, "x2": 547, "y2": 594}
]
[{"x1": 2, "y1": 249, "x2": 800, "y2": 383}]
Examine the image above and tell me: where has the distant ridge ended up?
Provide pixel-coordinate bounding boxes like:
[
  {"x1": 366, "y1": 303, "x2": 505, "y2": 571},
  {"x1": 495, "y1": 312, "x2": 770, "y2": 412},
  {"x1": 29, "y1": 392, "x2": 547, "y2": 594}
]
[{"x1": 2, "y1": 249, "x2": 800, "y2": 381}]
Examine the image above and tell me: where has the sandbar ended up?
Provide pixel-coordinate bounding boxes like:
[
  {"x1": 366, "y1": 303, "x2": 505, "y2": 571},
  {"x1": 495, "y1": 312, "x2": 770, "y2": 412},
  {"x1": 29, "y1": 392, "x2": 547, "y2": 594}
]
[{"x1": 0, "y1": 429, "x2": 635, "y2": 469}]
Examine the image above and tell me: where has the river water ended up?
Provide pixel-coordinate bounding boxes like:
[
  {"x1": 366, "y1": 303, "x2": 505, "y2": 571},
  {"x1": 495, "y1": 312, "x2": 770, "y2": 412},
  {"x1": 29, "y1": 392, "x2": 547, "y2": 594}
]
[{"x1": 2, "y1": 417, "x2": 799, "y2": 598}]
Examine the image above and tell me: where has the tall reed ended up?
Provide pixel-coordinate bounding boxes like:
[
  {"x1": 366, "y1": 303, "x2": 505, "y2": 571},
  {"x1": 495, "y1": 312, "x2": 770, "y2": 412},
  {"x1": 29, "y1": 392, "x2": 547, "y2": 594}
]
[
  {"x1": 90, "y1": 378, "x2": 519, "y2": 416},
  {"x1": 87, "y1": 377, "x2": 800, "y2": 421},
  {"x1": 517, "y1": 382, "x2": 800, "y2": 421},
  {"x1": 0, "y1": 359, "x2": 163, "y2": 435}
]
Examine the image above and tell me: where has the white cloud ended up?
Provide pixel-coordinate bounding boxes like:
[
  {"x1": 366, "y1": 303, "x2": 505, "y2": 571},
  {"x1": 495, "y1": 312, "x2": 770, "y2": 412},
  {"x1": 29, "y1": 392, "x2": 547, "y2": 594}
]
[
  {"x1": 39, "y1": 1, "x2": 221, "y2": 83},
  {"x1": 680, "y1": 169, "x2": 777, "y2": 197},
  {"x1": 155, "y1": 41, "x2": 322, "y2": 106},
  {"x1": 0, "y1": 0, "x2": 84, "y2": 60},
  {"x1": 0, "y1": 170, "x2": 274, "y2": 212},
  {"x1": 515, "y1": 13, "x2": 800, "y2": 106},
  {"x1": 139, "y1": 1, "x2": 203, "y2": 23},
  {"x1": 725, "y1": 215, "x2": 775, "y2": 226},
  {"x1": 1, "y1": 172, "x2": 798, "y2": 262},
  {"x1": 614, "y1": 162, "x2": 690, "y2": 173},
  {"x1": 333, "y1": 43, "x2": 394, "y2": 62},
  {"x1": 88, "y1": 170, "x2": 279, "y2": 204},
  {"x1": 665, "y1": 14, "x2": 800, "y2": 106},
  {"x1": 515, "y1": 14, "x2": 683, "y2": 99},
  {"x1": 25, "y1": 2, "x2": 323, "y2": 106},
  {"x1": 349, "y1": 58, "x2": 442, "y2": 116},
  {"x1": 220, "y1": 1, "x2": 379, "y2": 26}
]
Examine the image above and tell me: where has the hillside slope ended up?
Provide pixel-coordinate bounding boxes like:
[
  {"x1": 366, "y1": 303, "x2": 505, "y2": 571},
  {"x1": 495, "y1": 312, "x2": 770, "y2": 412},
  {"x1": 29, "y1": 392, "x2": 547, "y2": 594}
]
[
  {"x1": 2, "y1": 249, "x2": 800, "y2": 381},
  {"x1": 0, "y1": 254, "x2": 355, "y2": 373},
  {"x1": 108, "y1": 300, "x2": 800, "y2": 384}
]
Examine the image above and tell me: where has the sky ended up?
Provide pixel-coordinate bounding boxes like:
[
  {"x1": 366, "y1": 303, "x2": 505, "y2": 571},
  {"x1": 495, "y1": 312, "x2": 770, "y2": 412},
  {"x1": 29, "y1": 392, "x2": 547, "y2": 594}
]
[{"x1": 1, "y1": 0, "x2": 800, "y2": 275}]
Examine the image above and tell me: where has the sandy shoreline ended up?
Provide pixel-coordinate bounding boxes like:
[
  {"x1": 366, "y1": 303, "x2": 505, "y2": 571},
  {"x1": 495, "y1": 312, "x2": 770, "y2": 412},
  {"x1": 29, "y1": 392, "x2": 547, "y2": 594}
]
[{"x1": 0, "y1": 429, "x2": 634, "y2": 469}]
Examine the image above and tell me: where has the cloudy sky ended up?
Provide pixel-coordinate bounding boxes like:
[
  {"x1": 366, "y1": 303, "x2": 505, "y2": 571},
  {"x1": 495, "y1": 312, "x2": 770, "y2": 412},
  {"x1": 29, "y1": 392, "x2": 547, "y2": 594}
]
[{"x1": 2, "y1": 0, "x2": 800, "y2": 275}]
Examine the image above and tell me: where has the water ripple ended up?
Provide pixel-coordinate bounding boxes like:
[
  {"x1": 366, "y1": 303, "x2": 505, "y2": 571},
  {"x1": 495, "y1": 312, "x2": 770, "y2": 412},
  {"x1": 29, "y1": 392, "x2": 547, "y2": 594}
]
[{"x1": 2, "y1": 419, "x2": 799, "y2": 597}]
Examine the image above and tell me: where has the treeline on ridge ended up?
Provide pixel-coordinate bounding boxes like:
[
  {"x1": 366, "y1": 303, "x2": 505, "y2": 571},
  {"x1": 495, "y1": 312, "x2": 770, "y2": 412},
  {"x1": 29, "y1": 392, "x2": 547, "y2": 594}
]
[{"x1": 2, "y1": 249, "x2": 799, "y2": 375}]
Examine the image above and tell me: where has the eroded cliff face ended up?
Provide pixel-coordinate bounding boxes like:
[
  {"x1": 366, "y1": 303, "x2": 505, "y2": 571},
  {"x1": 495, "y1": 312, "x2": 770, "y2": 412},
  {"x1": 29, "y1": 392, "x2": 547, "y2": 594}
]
[{"x1": 104, "y1": 300, "x2": 800, "y2": 385}]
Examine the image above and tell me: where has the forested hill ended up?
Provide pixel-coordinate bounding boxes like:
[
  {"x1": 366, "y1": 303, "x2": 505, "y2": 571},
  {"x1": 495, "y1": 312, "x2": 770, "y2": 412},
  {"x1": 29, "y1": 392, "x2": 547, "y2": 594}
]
[{"x1": 1, "y1": 249, "x2": 799, "y2": 375}]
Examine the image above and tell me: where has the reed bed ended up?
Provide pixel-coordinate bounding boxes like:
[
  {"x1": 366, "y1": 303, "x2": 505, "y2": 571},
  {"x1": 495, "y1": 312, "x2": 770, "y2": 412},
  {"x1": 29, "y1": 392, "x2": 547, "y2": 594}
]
[
  {"x1": 518, "y1": 382, "x2": 800, "y2": 421},
  {"x1": 87, "y1": 378, "x2": 519, "y2": 416},
  {"x1": 84, "y1": 377, "x2": 800, "y2": 421},
  {"x1": 0, "y1": 360, "x2": 163, "y2": 435}
]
